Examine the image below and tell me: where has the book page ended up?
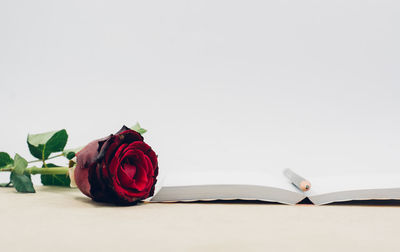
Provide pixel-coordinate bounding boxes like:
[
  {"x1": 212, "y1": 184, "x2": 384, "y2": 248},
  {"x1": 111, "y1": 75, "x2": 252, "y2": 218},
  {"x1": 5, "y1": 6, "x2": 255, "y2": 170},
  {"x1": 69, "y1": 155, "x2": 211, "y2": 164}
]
[
  {"x1": 306, "y1": 172, "x2": 400, "y2": 205},
  {"x1": 151, "y1": 170, "x2": 305, "y2": 204},
  {"x1": 307, "y1": 173, "x2": 400, "y2": 196},
  {"x1": 160, "y1": 170, "x2": 300, "y2": 193}
]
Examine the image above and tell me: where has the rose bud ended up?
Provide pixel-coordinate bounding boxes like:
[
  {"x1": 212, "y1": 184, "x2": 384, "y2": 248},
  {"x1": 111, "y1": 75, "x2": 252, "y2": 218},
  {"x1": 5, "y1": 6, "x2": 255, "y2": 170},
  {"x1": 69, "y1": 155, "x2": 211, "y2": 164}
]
[{"x1": 74, "y1": 126, "x2": 158, "y2": 205}]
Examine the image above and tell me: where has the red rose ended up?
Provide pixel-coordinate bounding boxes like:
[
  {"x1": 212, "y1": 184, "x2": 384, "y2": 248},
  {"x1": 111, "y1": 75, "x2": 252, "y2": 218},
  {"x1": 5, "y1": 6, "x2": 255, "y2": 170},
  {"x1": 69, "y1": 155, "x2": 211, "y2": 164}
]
[{"x1": 74, "y1": 126, "x2": 158, "y2": 205}]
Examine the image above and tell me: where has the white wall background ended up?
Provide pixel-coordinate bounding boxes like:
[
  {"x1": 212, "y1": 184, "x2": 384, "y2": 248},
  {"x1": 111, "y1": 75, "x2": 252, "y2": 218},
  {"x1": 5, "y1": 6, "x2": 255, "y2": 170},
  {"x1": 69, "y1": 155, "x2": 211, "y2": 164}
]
[{"x1": 1, "y1": 0, "x2": 400, "y2": 184}]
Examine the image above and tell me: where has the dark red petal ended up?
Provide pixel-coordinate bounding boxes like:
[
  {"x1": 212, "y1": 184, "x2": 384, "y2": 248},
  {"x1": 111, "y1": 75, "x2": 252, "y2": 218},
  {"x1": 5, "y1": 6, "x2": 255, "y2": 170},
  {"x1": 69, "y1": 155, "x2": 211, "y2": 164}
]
[
  {"x1": 112, "y1": 150, "x2": 154, "y2": 199},
  {"x1": 106, "y1": 143, "x2": 128, "y2": 176},
  {"x1": 127, "y1": 141, "x2": 158, "y2": 170},
  {"x1": 75, "y1": 139, "x2": 102, "y2": 197},
  {"x1": 115, "y1": 125, "x2": 131, "y2": 135},
  {"x1": 117, "y1": 129, "x2": 143, "y2": 143},
  {"x1": 117, "y1": 161, "x2": 137, "y2": 188}
]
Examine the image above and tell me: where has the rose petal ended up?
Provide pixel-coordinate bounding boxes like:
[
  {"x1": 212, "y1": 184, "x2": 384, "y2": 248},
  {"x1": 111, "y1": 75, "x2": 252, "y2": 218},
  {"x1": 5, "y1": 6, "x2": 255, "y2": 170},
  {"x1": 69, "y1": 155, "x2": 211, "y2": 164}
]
[
  {"x1": 126, "y1": 142, "x2": 158, "y2": 170},
  {"x1": 117, "y1": 161, "x2": 137, "y2": 188},
  {"x1": 113, "y1": 149, "x2": 154, "y2": 199},
  {"x1": 75, "y1": 139, "x2": 102, "y2": 197}
]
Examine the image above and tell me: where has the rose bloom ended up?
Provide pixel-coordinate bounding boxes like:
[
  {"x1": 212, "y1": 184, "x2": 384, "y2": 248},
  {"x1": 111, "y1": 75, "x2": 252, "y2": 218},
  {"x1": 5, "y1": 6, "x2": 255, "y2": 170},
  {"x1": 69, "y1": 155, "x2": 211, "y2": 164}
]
[{"x1": 74, "y1": 126, "x2": 158, "y2": 205}]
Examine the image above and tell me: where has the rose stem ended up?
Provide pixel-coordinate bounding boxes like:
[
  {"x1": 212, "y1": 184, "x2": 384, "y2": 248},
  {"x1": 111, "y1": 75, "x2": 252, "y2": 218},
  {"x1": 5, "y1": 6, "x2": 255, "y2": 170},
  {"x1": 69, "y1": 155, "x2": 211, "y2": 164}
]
[
  {"x1": 0, "y1": 166, "x2": 69, "y2": 175},
  {"x1": 25, "y1": 167, "x2": 70, "y2": 175}
]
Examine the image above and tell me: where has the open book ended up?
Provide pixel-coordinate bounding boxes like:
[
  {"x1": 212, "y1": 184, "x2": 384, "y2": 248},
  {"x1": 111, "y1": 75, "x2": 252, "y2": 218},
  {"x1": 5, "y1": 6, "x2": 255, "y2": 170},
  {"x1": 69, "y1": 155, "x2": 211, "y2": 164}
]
[{"x1": 151, "y1": 171, "x2": 400, "y2": 205}]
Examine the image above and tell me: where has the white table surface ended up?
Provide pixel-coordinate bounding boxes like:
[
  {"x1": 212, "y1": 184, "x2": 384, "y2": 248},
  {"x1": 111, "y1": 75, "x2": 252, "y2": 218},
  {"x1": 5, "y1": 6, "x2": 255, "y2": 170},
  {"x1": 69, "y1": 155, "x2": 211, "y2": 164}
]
[{"x1": 1, "y1": 186, "x2": 399, "y2": 252}]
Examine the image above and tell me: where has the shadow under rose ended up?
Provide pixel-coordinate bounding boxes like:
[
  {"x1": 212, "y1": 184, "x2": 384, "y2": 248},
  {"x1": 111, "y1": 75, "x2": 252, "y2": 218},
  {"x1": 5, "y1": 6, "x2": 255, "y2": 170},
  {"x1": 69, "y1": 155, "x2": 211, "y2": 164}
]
[{"x1": 73, "y1": 195, "x2": 149, "y2": 208}]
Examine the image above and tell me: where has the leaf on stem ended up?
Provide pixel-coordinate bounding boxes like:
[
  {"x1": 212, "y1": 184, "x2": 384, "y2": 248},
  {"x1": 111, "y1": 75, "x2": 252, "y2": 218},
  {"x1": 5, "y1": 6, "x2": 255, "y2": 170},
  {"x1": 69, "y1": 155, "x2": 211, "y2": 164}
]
[
  {"x1": 9, "y1": 154, "x2": 34, "y2": 192},
  {"x1": 40, "y1": 163, "x2": 71, "y2": 187},
  {"x1": 0, "y1": 152, "x2": 13, "y2": 169},
  {"x1": 10, "y1": 172, "x2": 35, "y2": 193},
  {"x1": 131, "y1": 123, "x2": 147, "y2": 135},
  {"x1": 62, "y1": 147, "x2": 83, "y2": 160},
  {"x1": 13, "y1": 154, "x2": 28, "y2": 175},
  {"x1": 27, "y1": 129, "x2": 68, "y2": 160}
]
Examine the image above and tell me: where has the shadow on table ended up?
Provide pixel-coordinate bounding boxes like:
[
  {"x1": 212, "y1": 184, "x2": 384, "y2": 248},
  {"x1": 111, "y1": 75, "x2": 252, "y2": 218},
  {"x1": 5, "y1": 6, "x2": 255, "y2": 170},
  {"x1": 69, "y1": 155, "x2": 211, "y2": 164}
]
[
  {"x1": 296, "y1": 197, "x2": 400, "y2": 207},
  {"x1": 73, "y1": 195, "x2": 151, "y2": 208},
  {"x1": 73, "y1": 197, "x2": 400, "y2": 207},
  {"x1": 159, "y1": 199, "x2": 284, "y2": 205},
  {"x1": 325, "y1": 199, "x2": 400, "y2": 207},
  {"x1": 154, "y1": 198, "x2": 400, "y2": 207}
]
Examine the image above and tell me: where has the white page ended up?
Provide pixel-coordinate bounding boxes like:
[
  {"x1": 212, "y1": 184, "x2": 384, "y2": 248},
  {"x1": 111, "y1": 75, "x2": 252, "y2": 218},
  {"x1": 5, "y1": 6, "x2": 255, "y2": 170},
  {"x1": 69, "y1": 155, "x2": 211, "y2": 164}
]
[
  {"x1": 151, "y1": 170, "x2": 305, "y2": 204},
  {"x1": 160, "y1": 170, "x2": 300, "y2": 193},
  {"x1": 306, "y1": 172, "x2": 400, "y2": 205},
  {"x1": 307, "y1": 173, "x2": 400, "y2": 196}
]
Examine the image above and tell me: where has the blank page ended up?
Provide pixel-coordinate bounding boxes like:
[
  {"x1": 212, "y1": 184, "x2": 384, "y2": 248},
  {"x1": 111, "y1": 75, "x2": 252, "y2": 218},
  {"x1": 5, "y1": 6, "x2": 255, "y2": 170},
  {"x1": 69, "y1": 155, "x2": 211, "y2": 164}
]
[
  {"x1": 307, "y1": 173, "x2": 400, "y2": 205},
  {"x1": 159, "y1": 170, "x2": 299, "y2": 192},
  {"x1": 151, "y1": 170, "x2": 305, "y2": 204}
]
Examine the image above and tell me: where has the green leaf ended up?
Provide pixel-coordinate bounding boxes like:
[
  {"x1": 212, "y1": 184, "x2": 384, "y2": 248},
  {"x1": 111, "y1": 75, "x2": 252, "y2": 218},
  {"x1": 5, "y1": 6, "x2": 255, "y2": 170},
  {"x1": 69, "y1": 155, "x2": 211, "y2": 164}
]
[
  {"x1": 13, "y1": 154, "x2": 28, "y2": 175},
  {"x1": 10, "y1": 172, "x2": 35, "y2": 193},
  {"x1": 0, "y1": 152, "x2": 13, "y2": 168},
  {"x1": 40, "y1": 163, "x2": 71, "y2": 187},
  {"x1": 27, "y1": 129, "x2": 68, "y2": 160},
  {"x1": 62, "y1": 147, "x2": 83, "y2": 160},
  {"x1": 131, "y1": 123, "x2": 147, "y2": 135}
]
